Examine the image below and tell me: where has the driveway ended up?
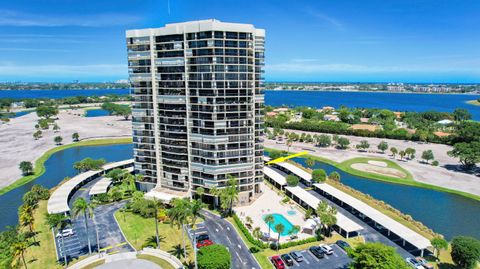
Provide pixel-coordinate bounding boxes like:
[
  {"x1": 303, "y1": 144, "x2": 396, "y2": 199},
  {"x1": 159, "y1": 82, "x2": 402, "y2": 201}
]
[{"x1": 198, "y1": 210, "x2": 261, "y2": 269}]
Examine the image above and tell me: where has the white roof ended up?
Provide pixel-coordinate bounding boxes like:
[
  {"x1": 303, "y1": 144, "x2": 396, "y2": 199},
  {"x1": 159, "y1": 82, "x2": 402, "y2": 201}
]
[
  {"x1": 314, "y1": 183, "x2": 431, "y2": 250},
  {"x1": 89, "y1": 177, "x2": 112, "y2": 196},
  {"x1": 47, "y1": 159, "x2": 134, "y2": 214},
  {"x1": 285, "y1": 186, "x2": 362, "y2": 233},
  {"x1": 144, "y1": 189, "x2": 187, "y2": 203},
  {"x1": 263, "y1": 166, "x2": 288, "y2": 186},
  {"x1": 263, "y1": 156, "x2": 272, "y2": 162},
  {"x1": 275, "y1": 162, "x2": 312, "y2": 182}
]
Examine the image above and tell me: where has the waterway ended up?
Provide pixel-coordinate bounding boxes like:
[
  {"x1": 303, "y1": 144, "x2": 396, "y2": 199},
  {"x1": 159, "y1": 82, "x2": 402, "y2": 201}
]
[
  {"x1": 0, "y1": 144, "x2": 132, "y2": 231},
  {"x1": 265, "y1": 90, "x2": 480, "y2": 120},
  {"x1": 291, "y1": 157, "x2": 480, "y2": 240},
  {"x1": 0, "y1": 89, "x2": 130, "y2": 99},
  {"x1": 85, "y1": 109, "x2": 110, "y2": 117}
]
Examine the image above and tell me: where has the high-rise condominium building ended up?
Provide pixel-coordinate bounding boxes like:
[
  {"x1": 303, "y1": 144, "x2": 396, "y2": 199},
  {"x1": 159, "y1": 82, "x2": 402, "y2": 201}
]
[{"x1": 126, "y1": 20, "x2": 265, "y2": 204}]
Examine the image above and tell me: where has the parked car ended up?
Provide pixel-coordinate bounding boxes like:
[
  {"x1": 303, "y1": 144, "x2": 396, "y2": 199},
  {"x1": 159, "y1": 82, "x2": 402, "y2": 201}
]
[
  {"x1": 336, "y1": 240, "x2": 351, "y2": 250},
  {"x1": 415, "y1": 257, "x2": 434, "y2": 269},
  {"x1": 196, "y1": 239, "x2": 213, "y2": 249},
  {"x1": 320, "y1": 244, "x2": 334, "y2": 255},
  {"x1": 196, "y1": 233, "x2": 209, "y2": 242},
  {"x1": 309, "y1": 246, "x2": 325, "y2": 259},
  {"x1": 271, "y1": 255, "x2": 285, "y2": 269},
  {"x1": 406, "y1": 257, "x2": 425, "y2": 269},
  {"x1": 56, "y1": 228, "x2": 74, "y2": 238},
  {"x1": 280, "y1": 254, "x2": 294, "y2": 266},
  {"x1": 289, "y1": 251, "x2": 304, "y2": 262}
]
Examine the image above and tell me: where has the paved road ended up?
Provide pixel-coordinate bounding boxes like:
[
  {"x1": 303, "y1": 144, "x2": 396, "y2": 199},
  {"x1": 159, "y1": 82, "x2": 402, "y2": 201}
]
[
  {"x1": 55, "y1": 177, "x2": 134, "y2": 262},
  {"x1": 198, "y1": 210, "x2": 261, "y2": 269},
  {"x1": 282, "y1": 244, "x2": 350, "y2": 269}
]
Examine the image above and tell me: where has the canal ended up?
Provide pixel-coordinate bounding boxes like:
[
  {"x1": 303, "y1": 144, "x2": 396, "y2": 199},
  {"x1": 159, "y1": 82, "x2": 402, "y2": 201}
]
[
  {"x1": 0, "y1": 143, "x2": 133, "y2": 231},
  {"x1": 1, "y1": 143, "x2": 479, "y2": 241}
]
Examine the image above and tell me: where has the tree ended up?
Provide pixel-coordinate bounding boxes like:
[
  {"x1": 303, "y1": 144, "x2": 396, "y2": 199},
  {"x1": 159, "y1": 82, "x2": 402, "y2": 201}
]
[
  {"x1": 73, "y1": 157, "x2": 106, "y2": 172},
  {"x1": 356, "y1": 140, "x2": 370, "y2": 151},
  {"x1": 33, "y1": 130, "x2": 42, "y2": 140},
  {"x1": 219, "y1": 176, "x2": 239, "y2": 215},
  {"x1": 72, "y1": 198, "x2": 95, "y2": 254},
  {"x1": 19, "y1": 161, "x2": 33, "y2": 176},
  {"x1": 46, "y1": 213, "x2": 68, "y2": 265},
  {"x1": 190, "y1": 199, "x2": 205, "y2": 227},
  {"x1": 405, "y1": 148, "x2": 416, "y2": 159},
  {"x1": 312, "y1": 169, "x2": 327, "y2": 183},
  {"x1": 167, "y1": 198, "x2": 192, "y2": 259},
  {"x1": 54, "y1": 136, "x2": 63, "y2": 145},
  {"x1": 316, "y1": 134, "x2": 332, "y2": 147},
  {"x1": 421, "y1": 150, "x2": 434, "y2": 164},
  {"x1": 286, "y1": 175, "x2": 299, "y2": 187},
  {"x1": 72, "y1": 132, "x2": 80, "y2": 142},
  {"x1": 377, "y1": 141, "x2": 388, "y2": 153},
  {"x1": 390, "y1": 147, "x2": 398, "y2": 158},
  {"x1": 36, "y1": 105, "x2": 58, "y2": 119},
  {"x1": 197, "y1": 244, "x2": 231, "y2": 269},
  {"x1": 11, "y1": 236, "x2": 29, "y2": 269},
  {"x1": 286, "y1": 138, "x2": 293, "y2": 153},
  {"x1": 252, "y1": 227, "x2": 262, "y2": 239},
  {"x1": 275, "y1": 223, "x2": 285, "y2": 251},
  {"x1": 451, "y1": 236, "x2": 480, "y2": 269},
  {"x1": 196, "y1": 187, "x2": 205, "y2": 199},
  {"x1": 399, "y1": 150, "x2": 406, "y2": 160},
  {"x1": 329, "y1": 171, "x2": 340, "y2": 182},
  {"x1": 19, "y1": 205, "x2": 35, "y2": 234},
  {"x1": 453, "y1": 108, "x2": 472, "y2": 122},
  {"x1": 264, "y1": 214, "x2": 275, "y2": 239},
  {"x1": 431, "y1": 237, "x2": 448, "y2": 259},
  {"x1": 336, "y1": 137, "x2": 350, "y2": 149},
  {"x1": 348, "y1": 242, "x2": 410, "y2": 269},
  {"x1": 305, "y1": 157, "x2": 315, "y2": 168},
  {"x1": 53, "y1": 123, "x2": 60, "y2": 133},
  {"x1": 448, "y1": 142, "x2": 480, "y2": 169},
  {"x1": 151, "y1": 198, "x2": 164, "y2": 249}
]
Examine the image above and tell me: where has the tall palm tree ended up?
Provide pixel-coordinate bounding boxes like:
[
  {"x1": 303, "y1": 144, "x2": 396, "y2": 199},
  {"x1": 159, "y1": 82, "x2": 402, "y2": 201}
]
[
  {"x1": 11, "y1": 237, "x2": 29, "y2": 269},
  {"x1": 72, "y1": 198, "x2": 95, "y2": 254},
  {"x1": 252, "y1": 227, "x2": 262, "y2": 240},
  {"x1": 264, "y1": 214, "x2": 274, "y2": 240},
  {"x1": 46, "y1": 213, "x2": 68, "y2": 266},
  {"x1": 167, "y1": 198, "x2": 192, "y2": 259},
  {"x1": 19, "y1": 205, "x2": 35, "y2": 234},
  {"x1": 151, "y1": 198, "x2": 164, "y2": 249},
  {"x1": 195, "y1": 187, "x2": 205, "y2": 200},
  {"x1": 190, "y1": 199, "x2": 205, "y2": 226},
  {"x1": 220, "y1": 176, "x2": 239, "y2": 215},
  {"x1": 209, "y1": 186, "x2": 219, "y2": 208},
  {"x1": 275, "y1": 223, "x2": 285, "y2": 251}
]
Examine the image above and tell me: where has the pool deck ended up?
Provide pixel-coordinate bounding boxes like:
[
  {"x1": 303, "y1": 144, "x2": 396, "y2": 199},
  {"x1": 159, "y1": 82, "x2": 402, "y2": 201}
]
[{"x1": 234, "y1": 182, "x2": 310, "y2": 242}]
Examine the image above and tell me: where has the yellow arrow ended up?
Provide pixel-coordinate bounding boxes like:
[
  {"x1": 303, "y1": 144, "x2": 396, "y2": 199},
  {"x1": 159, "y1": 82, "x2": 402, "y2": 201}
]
[{"x1": 266, "y1": 151, "x2": 308, "y2": 165}]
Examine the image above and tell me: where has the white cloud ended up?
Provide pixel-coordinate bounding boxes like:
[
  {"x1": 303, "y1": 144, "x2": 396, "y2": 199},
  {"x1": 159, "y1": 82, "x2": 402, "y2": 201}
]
[{"x1": 0, "y1": 9, "x2": 141, "y2": 27}]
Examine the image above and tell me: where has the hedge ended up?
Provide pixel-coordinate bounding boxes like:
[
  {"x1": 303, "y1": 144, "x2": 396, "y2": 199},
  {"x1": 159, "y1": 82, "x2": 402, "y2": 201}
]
[{"x1": 233, "y1": 214, "x2": 269, "y2": 249}]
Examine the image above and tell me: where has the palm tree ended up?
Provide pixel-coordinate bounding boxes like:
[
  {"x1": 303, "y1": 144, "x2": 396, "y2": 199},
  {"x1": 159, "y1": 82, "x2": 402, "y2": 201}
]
[
  {"x1": 195, "y1": 187, "x2": 205, "y2": 200},
  {"x1": 167, "y1": 198, "x2": 192, "y2": 260},
  {"x1": 220, "y1": 176, "x2": 239, "y2": 215},
  {"x1": 209, "y1": 186, "x2": 219, "y2": 208},
  {"x1": 288, "y1": 225, "x2": 300, "y2": 239},
  {"x1": 264, "y1": 214, "x2": 275, "y2": 240},
  {"x1": 305, "y1": 157, "x2": 315, "y2": 168},
  {"x1": 72, "y1": 198, "x2": 95, "y2": 254},
  {"x1": 151, "y1": 198, "x2": 164, "y2": 249},
  {"x1": 252, "y1": 227, "x2": 262, "y2": 240},
  {"x1": 190, "y1": 199, "x2": 205, "y2": 227},
  {"x1": 11, "y1": 237, "x2": 29, "y2": 269},
  {"x1": 275, "y1": 223, "x2": 285, "y2": 251},
  {"x1": 19, "y1": 205, "x2": 35, "y2": 234},
  {"x1": 46, "y1": 213, "x2": 68, "y2": 266},
  {"x1": 245, "y1": 216, "x2": 253, "y2": 228}
]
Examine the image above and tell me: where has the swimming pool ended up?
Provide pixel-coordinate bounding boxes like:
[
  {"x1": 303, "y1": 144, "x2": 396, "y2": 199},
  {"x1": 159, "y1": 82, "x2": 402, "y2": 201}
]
[{"x1": 263, "y1": 213, "x2": 296, "y2": 236}]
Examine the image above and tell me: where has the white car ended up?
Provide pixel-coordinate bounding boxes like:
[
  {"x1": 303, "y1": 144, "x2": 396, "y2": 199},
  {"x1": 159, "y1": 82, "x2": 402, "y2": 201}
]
[
  {"x1": 319, "y1": 244, "x2": 333, "y2": 255},
  {"x1": 406, "y1": 257, "x2": 425, "y2": 269},
  {"x1": 56, "y1": 228, "x2": 74, "y2": 238}
]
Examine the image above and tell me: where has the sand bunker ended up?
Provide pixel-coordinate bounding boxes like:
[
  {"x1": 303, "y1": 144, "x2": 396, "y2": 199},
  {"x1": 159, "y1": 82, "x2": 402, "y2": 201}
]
[
  {"x1": 351, "y1": 163, "x2": 406, "y2": 178},
  {"x1": 367, "y1": 160, "x2": 388, "y2": 167}
]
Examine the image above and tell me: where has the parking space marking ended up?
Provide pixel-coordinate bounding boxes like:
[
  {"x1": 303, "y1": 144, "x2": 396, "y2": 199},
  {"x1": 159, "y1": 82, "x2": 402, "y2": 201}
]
[{"x1": 300, "y1": 251, "x2": 310, "y2": 264}]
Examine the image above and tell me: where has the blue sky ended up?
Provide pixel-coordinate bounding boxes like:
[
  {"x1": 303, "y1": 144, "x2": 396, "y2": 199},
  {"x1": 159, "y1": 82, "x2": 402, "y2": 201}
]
[{"x1": 0, "y1": 0, "x2": 479, "y2": 83}]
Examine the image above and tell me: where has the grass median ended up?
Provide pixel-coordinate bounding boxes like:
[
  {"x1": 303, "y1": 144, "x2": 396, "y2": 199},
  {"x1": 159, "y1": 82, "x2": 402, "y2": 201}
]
[{"x1": 0, "y1": 137, "x2": 132, "y2": 196}]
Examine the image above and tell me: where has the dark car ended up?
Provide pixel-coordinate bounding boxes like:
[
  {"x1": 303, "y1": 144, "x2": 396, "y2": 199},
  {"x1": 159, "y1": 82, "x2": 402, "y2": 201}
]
[
  {"x1": 336, "y1": 240, "x2": 351, "y2": 250},
  {"x1": 196, "y1": 233, "x2": 209, "y2": 242},
  {"x1": 280, "y1": 254, "x2": 294, "y2": 266},
  {"x1": 309, "y1": 246, "x2": 325, "y2": 259},
  {"x1": 289, "y1": 251, "x2": 304, "y2": 262}
]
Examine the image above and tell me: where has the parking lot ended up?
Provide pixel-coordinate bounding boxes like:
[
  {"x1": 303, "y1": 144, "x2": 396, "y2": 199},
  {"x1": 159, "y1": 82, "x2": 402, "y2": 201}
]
[
  {"x1": 270, "y1": 244, "x2": 351, "y2": 269},
  {"x1": 55, "y1": 226, "x2": 90, "y2": 262}
]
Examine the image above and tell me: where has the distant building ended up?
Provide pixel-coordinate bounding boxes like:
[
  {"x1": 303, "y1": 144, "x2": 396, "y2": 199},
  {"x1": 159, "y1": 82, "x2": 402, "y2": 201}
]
[
  {"x1": 266, "y1": 112, "x2": 278, "y2": 117},
  {"x1": 437, "y1": 119, "x2": 453, "y2": 125},
  {"x1": 273, "y1": 107, "x2": 289, "y2": 113},
  {"x1": 324, "y1": 114, "x2": 340, "y2": 122}
]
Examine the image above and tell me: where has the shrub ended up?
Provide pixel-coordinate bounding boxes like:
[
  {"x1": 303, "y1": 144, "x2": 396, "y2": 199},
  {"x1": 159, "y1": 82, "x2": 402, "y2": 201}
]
[
  {"x1": 198, "y1": 244, "x2": 231, "y2": 269},
  {"x1": 286, "y1": 175, "x2": 299, "y2": 186},
  {"x1": 233, "y1": 214, "x2": 268, "y2": 249},
  {"x1": 249, "y1": 246, "x2": 260, "y2": 253},
  {"x1": 432, "y1": 160, "x2": 439, "y2": 166},
  {"x1": 312, "y1": 169, "x2": 327, "y2": 183},
  {"x1": 282, "y1": 196, "x2": 290, "y2": 203},
  {"x1": 451, "y1": 236, "x2": 480, "y2": 269}
]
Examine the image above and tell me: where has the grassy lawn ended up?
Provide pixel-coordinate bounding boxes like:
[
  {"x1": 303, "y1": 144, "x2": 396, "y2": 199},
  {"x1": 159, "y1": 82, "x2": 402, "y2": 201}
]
[
  {"x1": 21, "y1": 200, "x2": 62, "y2": 269},
  {"x1": 114, "y1": 210, "x2": 195, "y2": 264},
  {"x1": 137, "y1": 254, "x2": 175, "y2": 269},
  {"x1": 0, "y1": 138, "x2": 132, "y2": 196}
]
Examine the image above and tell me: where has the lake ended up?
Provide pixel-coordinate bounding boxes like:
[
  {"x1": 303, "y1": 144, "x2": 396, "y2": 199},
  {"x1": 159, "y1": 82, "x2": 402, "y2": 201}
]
[
  {"x1": 0, "y1": 144, "x2": 133, "y2": 231},
  {"x1": 0, "y1": 89, "x2": 130, "y2": 99},
  {"x1": 85, "y1": 109, "x2": 110, "y2": 117},
  {"x1": 265, "y1": 90, "x2": 480, "y2": 120}
]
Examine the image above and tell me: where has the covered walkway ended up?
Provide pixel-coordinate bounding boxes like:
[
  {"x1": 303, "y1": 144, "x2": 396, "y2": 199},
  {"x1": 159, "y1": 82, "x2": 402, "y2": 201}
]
[
  {"x1": 48, "y1": 159, "x2": 134, "y2": 214},
  {"x1": 263, "y1": 166, "x2": 288, "y2": 190},
  {"x1": 273, "y1": 161, "x2": 312, "y2": 186},
  {"x1": 285, "y1": 185, "x2": 363, "y2": 238},
  {"x1": 89, "y1": 177, "x2": 113, "y2": 196},
  {"x1": 313, "y1": 183, "x2": 431, "y2": 256}
]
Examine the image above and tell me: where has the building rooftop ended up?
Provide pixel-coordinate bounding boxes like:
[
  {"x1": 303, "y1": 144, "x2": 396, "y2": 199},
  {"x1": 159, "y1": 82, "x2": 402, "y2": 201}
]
[
  {"x1": 263, "y1": 166, "x2": 288, "y2": 186},
  {"x1": 275, "y1": 162, "x2": 312, "y2": 182}
]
